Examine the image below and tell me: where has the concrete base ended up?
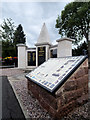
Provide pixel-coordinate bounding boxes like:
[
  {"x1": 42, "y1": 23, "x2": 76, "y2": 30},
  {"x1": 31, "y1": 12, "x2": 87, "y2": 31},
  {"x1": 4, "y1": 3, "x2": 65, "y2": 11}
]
[{"x1": 27, "y1": 59, "x2": 88, "y2": 119}]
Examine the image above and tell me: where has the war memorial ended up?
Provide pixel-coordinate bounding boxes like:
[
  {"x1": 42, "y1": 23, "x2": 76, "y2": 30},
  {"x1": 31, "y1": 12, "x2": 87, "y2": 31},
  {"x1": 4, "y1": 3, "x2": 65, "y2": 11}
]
[
  {"x1": 17, "y1": 23, "x2": 74, "y2": 69},
  {"x1": 17, "y1": 23, "x2": 88, "y2": 119}
]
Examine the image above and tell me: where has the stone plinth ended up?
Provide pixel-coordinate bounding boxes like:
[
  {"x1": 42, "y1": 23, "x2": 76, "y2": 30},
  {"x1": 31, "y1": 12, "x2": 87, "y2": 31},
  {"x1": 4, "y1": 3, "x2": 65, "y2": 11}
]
[
  {"x1": 56, "y1": 37, "x2": 74, "y2": 57},
  {"x1": 17, "y1": 44, "x2": 26, "y2": 69},
  {"x1": 27, "y1": 59, "x2": 88, "y2": 119}
]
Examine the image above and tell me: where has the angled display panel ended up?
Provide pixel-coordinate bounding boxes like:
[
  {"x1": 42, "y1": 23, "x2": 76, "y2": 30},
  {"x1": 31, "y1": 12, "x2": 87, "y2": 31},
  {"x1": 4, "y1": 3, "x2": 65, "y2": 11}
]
[{"x1": 26, "y1": 56, "x2": 87, "y2": 93}]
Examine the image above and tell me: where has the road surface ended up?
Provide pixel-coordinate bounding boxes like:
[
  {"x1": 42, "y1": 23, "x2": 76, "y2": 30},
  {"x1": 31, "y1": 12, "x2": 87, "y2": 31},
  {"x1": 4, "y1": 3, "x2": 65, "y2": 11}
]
[{"x1": 1, "y1": 76, "x2": 25, "y2": 119}]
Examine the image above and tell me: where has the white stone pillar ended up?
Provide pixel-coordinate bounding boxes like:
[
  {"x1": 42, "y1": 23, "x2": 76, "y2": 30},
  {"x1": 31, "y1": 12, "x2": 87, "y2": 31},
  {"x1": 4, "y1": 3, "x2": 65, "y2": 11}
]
[
  {"x1": 46, "y1": 45, "x2": 49, "y2": 61},
  {"x1": 56, "y1": 37, "x2": 74, "y2": 57},
  {"x1": 17, "y1": 44, "x2": 26, "y2": 69}
]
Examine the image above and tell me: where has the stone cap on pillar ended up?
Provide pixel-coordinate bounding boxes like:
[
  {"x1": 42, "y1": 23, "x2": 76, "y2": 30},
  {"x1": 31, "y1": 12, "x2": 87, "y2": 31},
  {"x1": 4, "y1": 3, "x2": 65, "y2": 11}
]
[
  {"x1": 16, "y1": 43, "x2": 26, "y2": 47},
  {"x1": 56, "y1": 37, "x2": 75, "y2": 42},
  {"x1": 35, "y1": 23, "x2": 52, "y2": 46}
]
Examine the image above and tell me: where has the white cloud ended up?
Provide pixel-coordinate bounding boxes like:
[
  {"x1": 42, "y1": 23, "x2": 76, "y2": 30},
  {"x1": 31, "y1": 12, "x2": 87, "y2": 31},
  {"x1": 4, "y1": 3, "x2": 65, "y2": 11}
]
[
  {"x1": 2, "y1": 0, "x2": 74, "y2": 2},
  {"x1": 1, "y1": 2, "x2": 69, "y2": 47}
]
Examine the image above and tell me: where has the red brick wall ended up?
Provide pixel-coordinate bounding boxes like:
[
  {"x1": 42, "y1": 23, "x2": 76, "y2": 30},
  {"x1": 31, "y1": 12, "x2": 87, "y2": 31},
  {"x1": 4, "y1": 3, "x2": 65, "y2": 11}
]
[{"x1": 27, "y1": 59, "x2": 88, "y2": 119}]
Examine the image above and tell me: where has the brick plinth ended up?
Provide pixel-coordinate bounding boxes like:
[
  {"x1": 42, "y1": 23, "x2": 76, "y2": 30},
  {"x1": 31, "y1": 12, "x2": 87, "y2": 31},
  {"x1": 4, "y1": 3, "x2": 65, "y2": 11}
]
[{"x1": 27, "y1": 59, "x2": 88, "y2": 119}]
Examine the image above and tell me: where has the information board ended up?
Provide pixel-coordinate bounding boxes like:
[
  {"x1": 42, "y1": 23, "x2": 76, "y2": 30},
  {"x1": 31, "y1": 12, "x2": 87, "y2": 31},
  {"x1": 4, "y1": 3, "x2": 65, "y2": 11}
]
[{"x1": 26, "y1": 56, "x2": 87, "y2": 93}]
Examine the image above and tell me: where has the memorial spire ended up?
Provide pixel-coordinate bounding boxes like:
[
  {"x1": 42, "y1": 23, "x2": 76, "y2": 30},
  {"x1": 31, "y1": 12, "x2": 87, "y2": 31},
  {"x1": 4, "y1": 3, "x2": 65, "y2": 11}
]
[{"x1": 35, "y1": 23, "x2": 51, "y2": 45}]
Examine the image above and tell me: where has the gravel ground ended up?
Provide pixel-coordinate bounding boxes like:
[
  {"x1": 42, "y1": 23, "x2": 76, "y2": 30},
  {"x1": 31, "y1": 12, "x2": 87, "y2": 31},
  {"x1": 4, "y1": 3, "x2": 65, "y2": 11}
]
[
  {"x1": 0, "y1": 68, "x2": 25, "y2": 77},
  {"x1": 63, "y1": 102, "x2": 89, "y2": 120},
  {"x1": 10, "y1": 76, "x2": 89, "y2": 120},
  {"x1": 10, "y1": 78, "x2": 52, "y2": 119},
  {"x1": 1, "y1": 68, "x2": 90, "y2": 119}
]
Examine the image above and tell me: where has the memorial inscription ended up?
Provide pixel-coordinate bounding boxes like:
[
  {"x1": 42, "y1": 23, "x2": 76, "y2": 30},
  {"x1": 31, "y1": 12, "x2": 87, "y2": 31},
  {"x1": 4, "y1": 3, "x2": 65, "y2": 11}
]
[
  {"x1": 28, "y1": 51, "x2": 36, "y2": 66},
  {"x1": 38, "y1": 47, "x2": 46, "y2": 65},
  {"x1": 26, "y1": 56, "x2": 87, "y2": 93}
]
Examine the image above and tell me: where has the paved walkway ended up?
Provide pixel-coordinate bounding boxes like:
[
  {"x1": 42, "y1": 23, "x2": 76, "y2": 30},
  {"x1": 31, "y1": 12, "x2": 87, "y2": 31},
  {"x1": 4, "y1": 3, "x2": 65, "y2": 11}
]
[
  {"x1": 0, "y1": 68, "x2": 25, "y2": 77},
  {"x1": 1, "y1": 76, "x2": 26, "y2": 119}
]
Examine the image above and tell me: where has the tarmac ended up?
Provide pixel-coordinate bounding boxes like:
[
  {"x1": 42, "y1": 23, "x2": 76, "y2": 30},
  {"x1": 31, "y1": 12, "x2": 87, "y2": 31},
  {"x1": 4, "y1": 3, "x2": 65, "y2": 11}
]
[{"x1": 1, "y1": 76, "x2": 26, "y2": 119}]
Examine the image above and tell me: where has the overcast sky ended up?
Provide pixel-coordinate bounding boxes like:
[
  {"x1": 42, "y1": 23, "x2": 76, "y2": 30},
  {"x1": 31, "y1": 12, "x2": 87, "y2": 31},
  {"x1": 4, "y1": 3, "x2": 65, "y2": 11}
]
[{"x1": 1, "y1": 1, "x2": 74, "y2": 47}]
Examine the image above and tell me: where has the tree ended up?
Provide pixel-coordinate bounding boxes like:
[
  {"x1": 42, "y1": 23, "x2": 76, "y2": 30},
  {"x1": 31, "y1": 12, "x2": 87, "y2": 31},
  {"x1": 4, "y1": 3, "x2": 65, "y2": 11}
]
[
  {"x1": 0, "y1": 18, "x2": 16, "y2": 58},
  {"x1": 55, "y1": 2, "x2": 90, "y2": 43},
  {"x1": 0, "y1": 18, "x2": 15, "y2": 42},
  {"x1": 2, "y1": 40, "x2": 15, "y2": 58},
  {"x1": 13, "y1": 24, "x2": 26, "y2": 56},
  {"x1": 72, "y1": 41, "x2": 88, "y2": 56},
  {"x1": 0, "y1": 19, "x2": 26, "y2": 58},
  {"x1": 55, "y1": 2, "x2": 90, "y2": 67},
  {"x1": 13, "y1": 24, "x2": 26, "y2": 46}
]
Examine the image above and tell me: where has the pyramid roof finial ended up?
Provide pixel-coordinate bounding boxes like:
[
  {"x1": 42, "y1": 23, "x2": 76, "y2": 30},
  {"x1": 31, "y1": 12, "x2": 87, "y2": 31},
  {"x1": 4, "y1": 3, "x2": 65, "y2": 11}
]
[{"x1": 35, "y1": 23, "x2": 51, "y2": 46}]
